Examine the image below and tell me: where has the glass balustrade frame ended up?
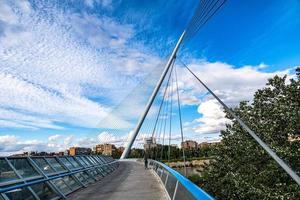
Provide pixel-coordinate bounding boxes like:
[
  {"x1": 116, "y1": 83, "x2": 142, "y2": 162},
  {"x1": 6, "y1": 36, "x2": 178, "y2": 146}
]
[{"x1": 0, "y1": 155, "x2": 118, "y2": 200}]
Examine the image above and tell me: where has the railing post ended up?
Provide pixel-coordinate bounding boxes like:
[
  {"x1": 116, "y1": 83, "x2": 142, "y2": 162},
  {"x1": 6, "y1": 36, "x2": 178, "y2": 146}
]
[
  {"x1": 165, "y1": 172, "x2": 169, "y2": 186},
  {"x1": 172, "y1": 180, "x2": 179, "y2": 200}
]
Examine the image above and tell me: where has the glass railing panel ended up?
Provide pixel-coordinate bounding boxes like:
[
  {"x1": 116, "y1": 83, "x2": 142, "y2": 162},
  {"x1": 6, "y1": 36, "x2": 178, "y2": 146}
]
[
  {"x1": 8, "y1": 158, "x2": 40, "y2": 179},
  {"x1": 52, "y1": 178, "x2": 72, "y2": 195},
  {"x1": 31, "y1": 158, "x2": 55, "y2": 175},
  {"x1": 88, "y1": 169, "x2": 98, "y2": 177},
  {"x1": 31, "y1": 182, "x2": 58, "y2": 200},
  {"x1": 108, "y1": 157, "x2": 113, "y2": 162},
  {"x1": 92, "y1": 156, "x2": 102, "y2": 164},
  {"x1": 86, "y1": 156, "x2": 96, "y2": 165},
  {"x1": 97, "y1": 156, "x2": 106, "y2": 164},
  {"x1": 102, "y1": 157, "x2": 109, "y2": 163},
  {"x1": 100, "y1": 167, "x2": 108, "y2": 176},
  {"x1": 174, "y1": 182, "x2": 195, "y2": 200},
  {"x1": 74, "y1": 173, "x2": 88, "y2": 184},
  {"x1": 161, "y1": 169, "x2": 167, "y2": 184},
  {"x1": 58, "y1": 157, "x2": 74, "y2": 170},
  {"x1": 102, "y1": 156, "x2": 109, "y2": 162},
  {"x1": 66, "y1": 157, "x2": 80, "y2": 168},
  {"x1": 63, "y1": 176, "x2": 80, "y2": 191},
  {"x1": 97, "y1": 167, "x2": 106, "y2": 175},
  {"x1": 75, "y1": 157, "x2": 88, "y2": 167},
  {"x1": 0, "y1": 158, "x2": 19, "y2": 185},
  {"x1": 4, "y1": 187, "x2": 35, "y2": 200},
  {"x1": 93, "y1": 156, "x2": 102, "y2": 165},
  {"x1": 80, "y1": 157, "x2": 93, "y2": 166},
  {"x1": 45, "y1": 157, "x2": 65, "y2": 172},
  {"x1": 81, "y1": 172, "x2": 93, "y2": 182},
  {"x1": 165, "y1": 174, "x2": 177, "y2": 199},
  {"x1": 100, "y1": 166, "x2": 109, "y2": 175}
]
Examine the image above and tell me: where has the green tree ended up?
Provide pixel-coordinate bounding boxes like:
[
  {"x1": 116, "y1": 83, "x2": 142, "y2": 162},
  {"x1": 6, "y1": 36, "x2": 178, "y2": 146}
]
[{"x1": 201, "y1": 68, "x2": 300, "y2": 199}]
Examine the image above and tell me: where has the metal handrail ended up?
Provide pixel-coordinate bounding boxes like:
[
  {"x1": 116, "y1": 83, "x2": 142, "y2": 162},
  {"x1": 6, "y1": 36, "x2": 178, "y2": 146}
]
[
  {"x1": 150, "y1": 160, "x2": 214, "y2": 200},
  {"x1": 0, "y1": 158, "x2": 118, "y2": 194}
]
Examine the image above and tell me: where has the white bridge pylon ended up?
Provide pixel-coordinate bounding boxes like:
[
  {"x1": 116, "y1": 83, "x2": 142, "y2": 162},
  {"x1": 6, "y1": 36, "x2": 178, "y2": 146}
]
[{"x1": 121, "y1": 31, "x2": 186, "y2": 159}]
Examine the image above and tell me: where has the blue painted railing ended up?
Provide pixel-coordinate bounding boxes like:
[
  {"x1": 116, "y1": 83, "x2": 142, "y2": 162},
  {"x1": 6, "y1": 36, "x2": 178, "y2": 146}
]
[{"x1": 149, "y1": 160, "x2": 214, "y2": 200}]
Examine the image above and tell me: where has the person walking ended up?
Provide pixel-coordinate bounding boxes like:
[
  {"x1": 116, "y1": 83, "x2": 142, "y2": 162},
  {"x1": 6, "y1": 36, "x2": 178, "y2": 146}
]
[{"x1": 144, "y1": 152, "x2": 148, "y2": 169}]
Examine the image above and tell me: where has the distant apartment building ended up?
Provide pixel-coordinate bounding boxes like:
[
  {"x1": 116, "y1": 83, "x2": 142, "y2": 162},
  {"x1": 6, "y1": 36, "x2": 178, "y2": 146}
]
[
  {"x1": 181, "y1": 140, "x2": 198, "y2": 150},
  {"x1": 198, "y1": 142, "x2": 209, "y2": 149},
  {"x1": 95, "y1": 144, "x2": 116, "y2": 156},
  {"x1": 198, "y1": 141, "x2": 220, "y2": 149},
  {"x1": 144, "y1": 137, "x2": 157, "y2": 151},
  {"x1": 69, "y1": 147, "x2": 91, "y2": 156}
]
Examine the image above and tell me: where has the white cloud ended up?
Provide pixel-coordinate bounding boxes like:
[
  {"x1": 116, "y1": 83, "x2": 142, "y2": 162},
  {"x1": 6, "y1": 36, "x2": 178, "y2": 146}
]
[
  {"x1": 0, "y1": 1, "x2": 161, "y2": 130},
  {"x1": 195, "y1": 99, "x2": 231, "y2": 134},
  {"x1": 0, "y1": 134, "x2": 45, "y2": 156},
  {"x1": 84, "y1": 0, "x2": 113, "y2": 9},
  {"x1": 0, "y1": 1, "x2": 18, "y2": 23},
  {"x1": 64, "y1": 135, "x2": 75, "y2": 146},
  {"x1": 48, "y1": 134, "x2": 62, "y2": 142},
  {"x1": 177, "y1": 61, "x2": 294, "y2": 134},
  {"x1": 0, "y1": 134, "x2": 83, "y2": 156},
  {"x1": 69, "y1": 12, "x2": 133, "y2": 49},
  {"x1": 98, "y1": 131, "x2": 117, "y2": 143}
]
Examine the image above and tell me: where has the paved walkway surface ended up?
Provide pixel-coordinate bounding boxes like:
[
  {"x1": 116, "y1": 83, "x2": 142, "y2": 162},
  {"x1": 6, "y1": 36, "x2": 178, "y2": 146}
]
[{"x1": 68, "y1": 161, "x2": 167, "y2": 200}]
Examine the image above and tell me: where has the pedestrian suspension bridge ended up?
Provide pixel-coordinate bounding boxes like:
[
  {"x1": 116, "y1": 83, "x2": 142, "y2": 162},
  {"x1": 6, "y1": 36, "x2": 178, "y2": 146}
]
[{"x1": 1, "y1": 0, "x2": 299, "y2": 199}]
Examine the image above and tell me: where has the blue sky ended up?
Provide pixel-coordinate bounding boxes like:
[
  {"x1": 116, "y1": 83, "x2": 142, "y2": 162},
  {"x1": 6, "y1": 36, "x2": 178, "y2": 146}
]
[{"x1": 0, "y1": 0, "x2": 299, "y2": 155}]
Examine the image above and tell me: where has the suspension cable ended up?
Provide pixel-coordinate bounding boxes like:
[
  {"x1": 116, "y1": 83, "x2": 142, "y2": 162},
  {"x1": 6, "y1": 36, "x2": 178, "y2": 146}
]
[
  {"x1": 155, "y1": 98, "x2": 166, "y2": 161},
  {"x1": 168, "y1": 68, "x2": 174, "y2": 163},
  {"x1": 185, "y1": 0, "x2": 227, "y2": 41},
  {"x1": 155, "y1": 62, "x2": 176, "y2": 161},
  {"x1": 180, "y1": 60, "x2": 300, "y2": 185},
  {"x1": 151, "y1": 60, "x2": 175, "y2": 139},
  {"x1": 158, "y1": 87, "x2": 169, "y2": 161},
  {"x1": 174, "y1": 64, "x2": 187, "y2": 176},
  {"x1": 161, "y1": 72, "x2": 172, "y2": 161},
  {"x1": 153, "y1": 61, "x2": 175, "y2": 161}
]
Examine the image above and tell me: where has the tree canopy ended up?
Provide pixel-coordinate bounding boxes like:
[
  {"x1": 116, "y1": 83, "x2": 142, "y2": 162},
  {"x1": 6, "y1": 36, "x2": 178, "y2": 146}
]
[{"x1": 201, "y1": 68, "x2": 300, "y2": 199}]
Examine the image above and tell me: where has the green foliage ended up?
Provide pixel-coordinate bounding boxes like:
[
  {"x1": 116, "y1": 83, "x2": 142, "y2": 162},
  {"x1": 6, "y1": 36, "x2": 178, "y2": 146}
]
[
  {"x1": 188, "y1": 174, "x2": 202, "y2": 185},
  {"x1": 200, "y1": 68, "x2": 300, "y2": 199},
  {"x1": 144, "y1": 145, "x2": 216, "y2": 161}
]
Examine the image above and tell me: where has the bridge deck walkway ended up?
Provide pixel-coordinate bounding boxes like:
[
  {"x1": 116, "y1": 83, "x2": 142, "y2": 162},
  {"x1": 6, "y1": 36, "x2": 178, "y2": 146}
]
[{"x1": 68, "y1": 160, "x2": 167, "y2": 200}]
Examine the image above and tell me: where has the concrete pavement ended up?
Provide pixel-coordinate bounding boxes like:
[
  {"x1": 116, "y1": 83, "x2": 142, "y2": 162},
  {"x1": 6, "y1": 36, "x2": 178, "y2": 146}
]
[{"x1": 68, "y1": 160, "x2": 167, "y2": 200}]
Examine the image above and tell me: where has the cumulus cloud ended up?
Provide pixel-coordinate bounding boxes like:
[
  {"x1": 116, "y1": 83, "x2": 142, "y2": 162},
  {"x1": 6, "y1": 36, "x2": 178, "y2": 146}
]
[
  {"x1": 98, "y1": 131, "x2": 118, "y2": 143},
  {"x1": 195, "y1": 99, "x2": 231, "y2": 134},
  {"x1": 178, "y1": 61, "x2": 294, "y2": 135},
  {"x1": 0, "y1": 135, "x2": 45, "y2": 156},
  {"x1": 0, "y1": 134, "x2": 87, "y2": 156}
]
